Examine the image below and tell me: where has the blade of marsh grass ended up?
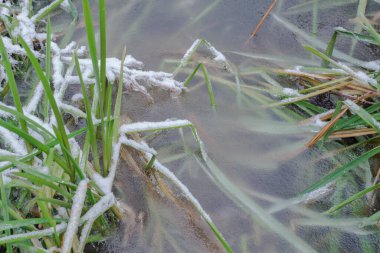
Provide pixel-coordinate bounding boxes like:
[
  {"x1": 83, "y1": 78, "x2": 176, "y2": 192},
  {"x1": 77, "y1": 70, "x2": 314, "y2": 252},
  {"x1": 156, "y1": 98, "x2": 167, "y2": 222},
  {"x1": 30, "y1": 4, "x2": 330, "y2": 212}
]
[
  {"x1": 344, "y1": 100, "x2": 380, "y2": 134},
  {"x1": 31, "y1": 0, "x2": 65, "y2": 23},
  {"x1": 173, "y1": 39, "x2": 202, "y2": 76},
  {"x1": 0, "y1": 37, "x2": 32, "y2": 153},
  {"x1": 200, "y1": 63, "x2": 216, "y2": 108},
  {"x1": 284, "y1": 0, "x2": 357, "y2": 15},
  {"x1": 0, "y1": 222, "x2": 68, "y2": 245},
  {"x1": 326, "y1": 183, "x2": 380, "y2": 214},
  {"x1": 267, "y1": 81, "x2": 349, "y2": 108},
  {"x1": 103, "y1": 82, "x2": 114, "y2": 174},
  {"x1": 0, "y1": 218, "x2": 65, "y2": 231},
  {"x1": 82, "y1": 0, "x2": 102, "y2": 116},
  {"x1": 360, "y1": 14, "x2": 380, "y2": 46},
  {"x1": 99, "y1": 0, "x2": 107, "y2": 114},
  {"x1": 0, "y1": 117, "x2": 74, "y2": 177},
  {"x1": 349, "y1": 0, "x2": 368, "y2": 54},
  {"x1": 13, "y1": 172, "x2": 72, "y2": 199},
  {"x1": 0, "y1": 174, "x2": 12, "y2": 252},
  {"x1": 306, "y1": 107, "x2": 348, "y2": 147},
  {"x1": 36, "y1": 198, "x2": 71, "y2": 209},
  {"x1": 45, "y1": 17, "x2": 52, "y2": 122},
  {"x1": 304, "y1": 45, "x2": 377, "y2": 87},
  {"x1": 183, "y1": 0, "x2": 222, "y2": 29},
  {"x1": 37, "y1": 198, "x2": 59, "y2": 245},
  {"x1": 75, "y1": 52, "x2": 101, "y2": 174},
  {"x1": 197, "y1": 157, "x2": 318, "y2": 253},
  {"x1": 272, "y1": 14, "x2": 368, "y2": 67},
  {"x1": 323, "y1": 31, "x2": 338, "y2": 67},
  {"x1": 301, "y1": 145, "x2": 380, "y2": 194},
  {"x1": 334, "y1": 28, "x2": 379, "y2": 46},
  {"x1": 19, "y1": 37, "x2": 74, "y2": 177},
  {"x1": 184, "y1": 63, "x2": 201, "y2": 87},
  {"x1": 112, "y1": 46, "x2": 127, "y2": 141},
  {"x1": 0, "y1": 104, "x2": 54, "y2": 140},
  {"x1": 0, "y1": 125, "x2": 91, "y2": 173}
]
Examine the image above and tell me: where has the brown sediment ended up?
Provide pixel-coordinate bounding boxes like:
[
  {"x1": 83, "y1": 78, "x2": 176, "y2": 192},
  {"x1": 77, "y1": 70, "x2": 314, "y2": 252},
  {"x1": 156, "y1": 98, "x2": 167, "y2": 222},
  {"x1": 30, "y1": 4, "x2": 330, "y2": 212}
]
[{"x1": 108, "y1": 132, "x2": 224, "y2": 252}]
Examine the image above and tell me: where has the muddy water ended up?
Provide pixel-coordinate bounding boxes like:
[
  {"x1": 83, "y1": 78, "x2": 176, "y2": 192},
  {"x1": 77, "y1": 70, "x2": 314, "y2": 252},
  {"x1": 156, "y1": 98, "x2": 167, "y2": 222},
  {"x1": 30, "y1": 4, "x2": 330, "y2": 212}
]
[{"x1": 89, "y1": 1, "x2": 380, "y2": 252}]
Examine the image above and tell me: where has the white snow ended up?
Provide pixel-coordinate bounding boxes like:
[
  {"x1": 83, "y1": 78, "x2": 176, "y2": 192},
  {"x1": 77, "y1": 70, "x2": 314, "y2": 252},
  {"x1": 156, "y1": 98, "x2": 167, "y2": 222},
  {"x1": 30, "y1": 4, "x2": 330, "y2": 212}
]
[
  {"x1": 282, "y1": 88, "x2": 301, "y2": 97},
  {"x1": 61, "y1": 179, "x2": 88, "y2": 253},
  {"x1": 181, "y1": 39, "x2": 201, "y2": 66},
  {"x1": 80, "y1": 193, "x2": 116, "y2": 222},
  {"x1": 71, "y1": 93, "x2": 84, "y2": 102},
  {"x1": 120, "y1": 120, "x2": 192, "y2": 133},
  {"x1": 337, "y1": 62, "x2": 377, "y2": 87},
  {"x1": 362, "y1": 60, "x2": 380, "y2": 71}
]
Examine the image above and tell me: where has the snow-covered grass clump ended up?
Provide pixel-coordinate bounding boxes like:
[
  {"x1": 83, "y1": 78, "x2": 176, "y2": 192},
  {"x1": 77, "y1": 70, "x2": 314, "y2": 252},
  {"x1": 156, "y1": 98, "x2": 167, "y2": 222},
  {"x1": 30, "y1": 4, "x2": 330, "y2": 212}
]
[{"x1": 0, "y1": 1, "x2": 233, "y2": 252}]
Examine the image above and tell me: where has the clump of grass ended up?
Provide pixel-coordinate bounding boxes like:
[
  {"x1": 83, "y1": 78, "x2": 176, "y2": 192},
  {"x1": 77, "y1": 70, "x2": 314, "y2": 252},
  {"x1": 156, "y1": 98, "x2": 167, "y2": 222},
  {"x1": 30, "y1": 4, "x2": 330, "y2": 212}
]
[
  {"x1": 242, "y1": 0, "x2": 380, "y2": 229},
  {"x1": 0, "y1": 1, "x2": 234, "y2": 252}
]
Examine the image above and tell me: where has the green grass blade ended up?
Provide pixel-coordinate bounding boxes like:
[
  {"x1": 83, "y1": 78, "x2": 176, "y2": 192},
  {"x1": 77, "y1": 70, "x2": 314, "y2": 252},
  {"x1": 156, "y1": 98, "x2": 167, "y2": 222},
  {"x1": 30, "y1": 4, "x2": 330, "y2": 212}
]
[
  {"x1": 0, "y1": 173, "x2": 12, "y2": 252},
  {"x1": 82, "y1": 0, "x2": 102, "y2": 117},
  {"x1": 45, "y1": 17, "x2": 52, "y2": 121},
  {"x1": 323, "y1": 31, "x2": 338, "y2": 67},
  {"x1": 75, "y1": 52, "x2": 101, "y2": 174},
  {"x1": 200, "y1": 63, "x2": 216, "y2": 108},
  {"x1": 19, "y1": 36, "x2": 73, "y2": 175},
  {"x1": 112, "y1": 47, "x2": 127, "y2": 141},
  {"x1": 184, "y1": 63, "x2": 201, "y2": 87},
  {"x1": 301, "y1": 145, "x2": 380, "y2": 194},
  {"x1": 0, "y1": 218, "x2": 65, "y2": 231},
  {"x1": 344, "y1": 100, "x2": 380, "y2": 133},
  {"x1": 99, "y1": 0, "x2": 107, "y2": 113},
  {"x1": 0, "y1": 37, "x2": 32, "y2": 153},
  {"x1": 327, "y1": 183, "x2": 380, "y2": 214},
  {"x1": 32, "y1": 0, "x2": 65, "y2": 23}
]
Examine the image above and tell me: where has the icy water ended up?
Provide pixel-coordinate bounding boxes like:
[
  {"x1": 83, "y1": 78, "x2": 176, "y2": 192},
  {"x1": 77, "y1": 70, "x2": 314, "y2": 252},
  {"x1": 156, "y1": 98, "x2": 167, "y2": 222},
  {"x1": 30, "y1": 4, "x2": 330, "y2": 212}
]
[{"x1": 83, "y1": 1, "x2": 380, "y2": 252}]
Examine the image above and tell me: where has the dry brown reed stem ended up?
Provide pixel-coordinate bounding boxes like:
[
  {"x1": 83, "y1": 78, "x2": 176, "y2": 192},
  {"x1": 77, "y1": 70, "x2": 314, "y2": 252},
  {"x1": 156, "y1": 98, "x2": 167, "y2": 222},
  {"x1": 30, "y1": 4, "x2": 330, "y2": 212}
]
[
  {"x1": 267, "y1": 81, "x2": 350, "y2": 108},
  {"x1": 306, "y1": 107, "x2": 349, "y2": 148},
  {"x1": 246, "y1": 0, "x2": 277, "y2": 42},
  {"x1": 328, "y1": 128, "x2": 378, "y2": 139},
  {"x1": 306, "y1": 92, "x2": 375, "y2": 147}
]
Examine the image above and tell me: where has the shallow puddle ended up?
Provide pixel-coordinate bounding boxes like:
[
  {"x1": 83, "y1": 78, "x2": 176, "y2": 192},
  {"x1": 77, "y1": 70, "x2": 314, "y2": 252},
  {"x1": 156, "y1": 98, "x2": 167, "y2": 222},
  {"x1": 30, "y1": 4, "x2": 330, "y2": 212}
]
[{"x1": 80, "y1": 1, "x2": 380, "y2": 252}]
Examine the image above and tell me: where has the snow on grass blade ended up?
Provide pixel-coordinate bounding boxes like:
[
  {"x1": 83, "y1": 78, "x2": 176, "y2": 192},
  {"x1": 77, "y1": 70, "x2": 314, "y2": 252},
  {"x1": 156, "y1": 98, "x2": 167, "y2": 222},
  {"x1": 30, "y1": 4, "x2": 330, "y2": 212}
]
[
  {"x1": 61, "y1": 179, "x2": 88, "y2": 253},
  {"x1": 344, "y1": 100, "x2": 380, "y2": 134},
  {"x1": 0, "y1": 37, "x2": 31, "y2": 153},
  {"x1": 304, "y1": 45, "x2": 377, "y2": 87},
  {"x1": 31, "y1": 0, "x2": 65, "y2": 23},
  {"x1": 19, "y1": 36, "x2": 74, "y2": 177},
  {"x1": 148, "y1": 155, "x2": 233, "y2": 253},
  {"x1": 120, "y1": 119, "x2": 207, "y2": 160}
]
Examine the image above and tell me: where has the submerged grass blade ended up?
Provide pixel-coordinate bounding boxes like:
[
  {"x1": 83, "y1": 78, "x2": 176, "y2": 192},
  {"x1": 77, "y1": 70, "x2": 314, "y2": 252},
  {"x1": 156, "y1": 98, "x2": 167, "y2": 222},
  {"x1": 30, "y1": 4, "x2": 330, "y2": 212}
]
[
  {"x1": 198, "y1": 157, "x2": 318, "y2": 253},
  {"x1": 344, "y1": 100, "x2": 380, "y2": 134},
  {"x1": 200, "y1": 63, "x2": 216, "y2": 108},
  {"x1": 302, "y1": 145, "x2": 380, "y2": 194},
  {"x1": 327, "y1": 183, "x2": 380, "y2": 214}
]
